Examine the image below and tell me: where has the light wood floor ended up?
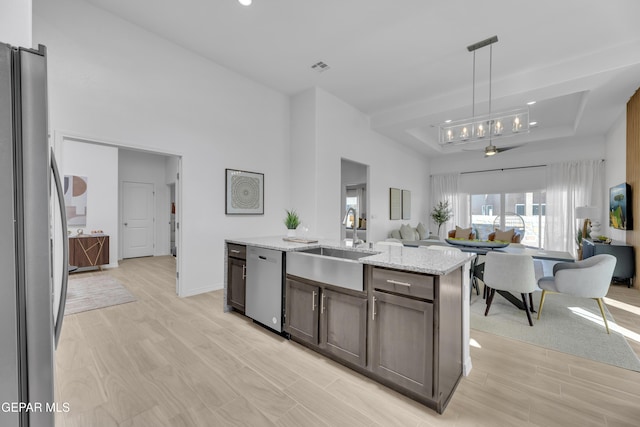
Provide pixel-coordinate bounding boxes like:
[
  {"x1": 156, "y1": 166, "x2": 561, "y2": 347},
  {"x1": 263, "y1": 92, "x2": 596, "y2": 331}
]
[{"x1": 55, "y1": 256, "x2": 640, "y2": 426}]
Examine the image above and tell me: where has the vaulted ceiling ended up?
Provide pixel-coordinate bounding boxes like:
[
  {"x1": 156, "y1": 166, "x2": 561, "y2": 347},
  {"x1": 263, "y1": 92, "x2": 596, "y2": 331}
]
[{"x1": 84, "y1": 0, "x2": 640, "y2": 156}]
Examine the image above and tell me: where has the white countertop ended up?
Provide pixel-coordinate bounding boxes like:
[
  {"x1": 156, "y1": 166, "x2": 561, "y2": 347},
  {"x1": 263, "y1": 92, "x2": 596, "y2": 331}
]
[
  {"x1": 225, "y1": 236, "x2": 474, "y2": 275},
  {"x1": 362, "y1": 245, "x2": 475, "y2": 275}
]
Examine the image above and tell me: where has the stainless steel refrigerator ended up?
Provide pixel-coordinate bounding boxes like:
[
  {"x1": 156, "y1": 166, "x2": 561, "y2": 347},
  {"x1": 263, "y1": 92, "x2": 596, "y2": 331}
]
[{"x1": 0, "y1": 43, "x2": 69, "y2": 427}]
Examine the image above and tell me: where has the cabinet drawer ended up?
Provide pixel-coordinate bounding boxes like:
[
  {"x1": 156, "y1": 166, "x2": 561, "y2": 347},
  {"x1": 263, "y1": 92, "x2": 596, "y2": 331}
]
[
  {"x1": 371, "y1": 267, "x2": 434, "y2": 300},
  {"x1": 227, "y1": 244, "x2": 246, "y2": 260}
]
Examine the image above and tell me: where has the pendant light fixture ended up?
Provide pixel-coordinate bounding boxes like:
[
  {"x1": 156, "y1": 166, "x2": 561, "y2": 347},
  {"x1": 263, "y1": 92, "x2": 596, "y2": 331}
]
[{"x1": 438, "y1": 36, "x2": 530, "y2": 147}]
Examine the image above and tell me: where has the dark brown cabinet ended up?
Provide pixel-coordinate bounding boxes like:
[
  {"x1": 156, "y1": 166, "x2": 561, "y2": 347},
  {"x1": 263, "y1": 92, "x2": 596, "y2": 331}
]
[
  {"x1": 368, "y1": 265, "x2": 462, "y2": 413},
  {"x1": 371, "y1": 290, "x2": 433, "y2": 396},
  {"x1": 284, "y1": 260, "x2": 463, "y2": 414},
  {"x1": 285, "y1": 278, "x2": 320, "y2": 345},
  {"x1": 227, "y1": 244, "x2": 246, "y2": 313},
  {"x1": 320, "y1": 288, "x2": 367, "y2": 367},
  {"x1": 285, "y1": 276, "x2": 367, "y2": 367},
  {"x1": 69, "y1": 235, "x2": 109, "y2": 269}
]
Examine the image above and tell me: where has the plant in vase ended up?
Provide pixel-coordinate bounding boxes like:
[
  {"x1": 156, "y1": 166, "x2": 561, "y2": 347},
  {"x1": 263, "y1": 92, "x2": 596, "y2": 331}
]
[
  {"x1": 431, "y1": 200, "x2": 452, "y2": 239},
  {"x1": 284, "y1": 209, "x2": 301, "y2": 237}
]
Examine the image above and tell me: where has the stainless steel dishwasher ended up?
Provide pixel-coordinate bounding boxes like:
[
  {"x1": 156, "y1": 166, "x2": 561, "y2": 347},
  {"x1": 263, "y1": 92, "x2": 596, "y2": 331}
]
[{"x1": 245, "y1": 246, "x2": 284, "y2": 332}]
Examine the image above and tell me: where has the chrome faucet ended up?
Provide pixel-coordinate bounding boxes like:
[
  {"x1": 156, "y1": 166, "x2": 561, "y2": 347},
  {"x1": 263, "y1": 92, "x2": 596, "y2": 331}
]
[{"x1": 346, "y1": 207, "x2": 363, "y2": 246}]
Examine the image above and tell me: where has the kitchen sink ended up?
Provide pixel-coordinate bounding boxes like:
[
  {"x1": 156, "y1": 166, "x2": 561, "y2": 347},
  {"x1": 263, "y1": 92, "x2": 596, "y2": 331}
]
[
  {"x1": 286, "y1": 247, "x2": 377, "y2": 292},
  {"x1": 297, "y1": 246, "x2": 373, "y2": 260}
]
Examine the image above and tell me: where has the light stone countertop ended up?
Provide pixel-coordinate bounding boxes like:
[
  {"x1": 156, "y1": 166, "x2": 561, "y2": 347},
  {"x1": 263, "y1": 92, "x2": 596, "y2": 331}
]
[
  {"x1": 362, "y1": 244, "x2": 475, "y2": 275},
  {"x1": 225, "y1": 236, "x2": 474, "y2": 276}
]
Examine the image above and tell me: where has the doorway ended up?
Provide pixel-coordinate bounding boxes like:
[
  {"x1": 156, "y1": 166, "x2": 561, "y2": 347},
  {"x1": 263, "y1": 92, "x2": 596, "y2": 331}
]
[
  {"x1": 59, "y1": 135, "x2": 183, "y2": 295},
  {"x1": 341, "y1": 158, "x2": 369, "y2": 242}
]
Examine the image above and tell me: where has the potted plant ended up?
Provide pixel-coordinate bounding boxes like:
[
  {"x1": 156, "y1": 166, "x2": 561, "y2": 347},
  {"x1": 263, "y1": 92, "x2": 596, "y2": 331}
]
[
  {"x1": 431, "y1": 200, "x2": 452, "y2": 239},
  {"x1": 284, "y1": 209, "x2": 301, "y2": 237}
]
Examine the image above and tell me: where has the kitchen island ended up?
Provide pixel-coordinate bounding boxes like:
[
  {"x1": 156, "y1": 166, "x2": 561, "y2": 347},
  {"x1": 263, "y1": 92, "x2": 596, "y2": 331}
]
[{"x1": 223, "y1": 237, "x2": 474, "y2": 413}]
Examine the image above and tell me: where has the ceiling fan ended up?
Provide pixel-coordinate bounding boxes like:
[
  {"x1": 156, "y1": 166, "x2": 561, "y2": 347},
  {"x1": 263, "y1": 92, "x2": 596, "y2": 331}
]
[
  {"x1": 483, "y1": 141, "x2": 523, "y2": 157},
  {"x1": 461, "y1": 136, "x2": 524, "y2": 157}
]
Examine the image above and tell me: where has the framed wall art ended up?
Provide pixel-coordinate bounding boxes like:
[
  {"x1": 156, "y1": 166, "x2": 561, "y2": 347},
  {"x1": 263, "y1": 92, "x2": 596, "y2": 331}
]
[
  {"x1": 226, "y1": 168, "x2": 264, "y2": 215},
  {"x1": 390, "y1": 188, "x2": 401, "y2": 220},
  {"x1": 610, "y1": 182, "x2": 632, "y2": 230},
  {"x1": 64, "y1": 175, "x2": 88, "y2": 226},
  {"x1": 402, "y1": 190, "x2": 411, "y2": 220}
]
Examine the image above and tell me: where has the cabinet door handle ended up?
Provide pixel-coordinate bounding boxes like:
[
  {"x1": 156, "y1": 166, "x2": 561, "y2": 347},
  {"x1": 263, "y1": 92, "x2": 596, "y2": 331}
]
[
  {"x1": 230, "y1": 249, "x2": 240, "y2": 254},
  {"x1": 242, "y1": 264, "x2": 246, "y2": 280},
  {"x1": 321, "y1": 293, "x2": 326, "y2": 314},
  {"x1": 312, "y1": 291, "x2": 317, "y2": 311},
  {"x1": 386, "y1": 279, "x2": 412, "y2": 287},
  {"x1": 372, "y1": 296, "x2": 377, "y2": 320}
]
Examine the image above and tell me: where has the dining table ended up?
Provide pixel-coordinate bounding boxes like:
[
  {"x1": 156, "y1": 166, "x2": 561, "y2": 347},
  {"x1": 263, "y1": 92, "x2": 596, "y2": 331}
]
[{"x1": 442, "y1": 239, "x2": 575, "y2": 310}]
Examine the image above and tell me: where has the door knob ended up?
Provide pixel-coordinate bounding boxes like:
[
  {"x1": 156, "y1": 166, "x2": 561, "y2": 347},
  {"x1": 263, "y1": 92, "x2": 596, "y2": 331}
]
[{"x1": 124, "y1": 223, "x2": 128, "y2": 226}]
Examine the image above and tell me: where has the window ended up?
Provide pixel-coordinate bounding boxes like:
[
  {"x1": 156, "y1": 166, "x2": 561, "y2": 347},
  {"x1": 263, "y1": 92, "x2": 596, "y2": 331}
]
[
  {"x1": 344, "y1": 195, "x2": 358, "y2": 228},
  {"x1": 471, "y1": 195, "x2": 501, "y2": 240},
  {"x1": 533, "y1": 204, "x2": 546, "y2": 216},
  {"x1": 482, "y1": 205, "x2": 494, "y2": 216},
  {"x1": 470, "y1": 192, "x2": 546, "y2": 248}
]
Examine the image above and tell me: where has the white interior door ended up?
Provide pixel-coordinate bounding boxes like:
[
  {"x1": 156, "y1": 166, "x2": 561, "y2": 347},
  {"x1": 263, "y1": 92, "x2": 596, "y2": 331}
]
[{"x1": 123, "y1": 181, "x2": 155, "y2": 259}]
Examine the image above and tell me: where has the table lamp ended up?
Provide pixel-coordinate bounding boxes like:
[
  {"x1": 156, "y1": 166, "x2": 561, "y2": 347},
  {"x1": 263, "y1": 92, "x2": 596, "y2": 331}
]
[{"x1": 575, "y1": 206, "x2": 600, "y2": 238}]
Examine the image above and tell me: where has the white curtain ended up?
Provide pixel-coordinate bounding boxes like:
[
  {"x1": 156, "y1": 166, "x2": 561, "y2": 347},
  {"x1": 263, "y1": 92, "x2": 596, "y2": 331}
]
[
  {"x1": 430, "y1": 173, "x2": 469, "y2": 239},
  {"x1": 545, "y1": 160, "x2": 605, "y2": 256}
]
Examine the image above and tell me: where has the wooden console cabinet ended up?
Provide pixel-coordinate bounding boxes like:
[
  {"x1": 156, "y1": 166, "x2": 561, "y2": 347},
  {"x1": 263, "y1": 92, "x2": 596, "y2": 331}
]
[{"x1": 69, "y1": 235, "x2": 109, "y2": 269}]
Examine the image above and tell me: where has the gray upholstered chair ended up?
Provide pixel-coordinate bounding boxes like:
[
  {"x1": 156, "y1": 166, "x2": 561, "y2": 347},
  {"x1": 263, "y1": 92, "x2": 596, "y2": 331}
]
[
  {"x1": 483, "y1": 251, "x2": 538, "y2": 326},
  {"x1": 537, "y1": 254, "x2": 617, "y2": 333}
]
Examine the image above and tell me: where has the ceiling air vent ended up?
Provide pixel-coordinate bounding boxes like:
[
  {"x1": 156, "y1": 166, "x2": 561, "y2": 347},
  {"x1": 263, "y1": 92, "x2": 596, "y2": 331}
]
[{"x1": 311, "y1": 61, "x2": 330, "y2": 73}]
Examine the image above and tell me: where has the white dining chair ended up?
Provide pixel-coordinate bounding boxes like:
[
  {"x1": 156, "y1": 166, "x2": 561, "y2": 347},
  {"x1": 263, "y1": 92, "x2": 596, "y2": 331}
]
[{"x1": 484, "y1": 251, "x2": 538, "y2": 326}]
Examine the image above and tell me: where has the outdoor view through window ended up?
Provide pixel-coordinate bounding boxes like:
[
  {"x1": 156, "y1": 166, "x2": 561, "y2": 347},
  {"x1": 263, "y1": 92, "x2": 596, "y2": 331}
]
[{"x1": 470, "y1": 192, "x2": 546, "y2": 248}]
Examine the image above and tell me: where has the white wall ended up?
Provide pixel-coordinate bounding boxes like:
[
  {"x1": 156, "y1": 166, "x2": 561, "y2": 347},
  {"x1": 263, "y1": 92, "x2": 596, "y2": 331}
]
[
  {"x1": 0, "y1": 0, "x2": 31, "y2": 47},
  {"x1": 604, "y1": 113, "x2": 627, "y2": 242},
  {"x1": 165, "y1": 156, "x2": 179, "y2": 185},
  {"x1": 34, "y1": 0, "x2": 290, "y2": 296},
  {"x1": 290, "y1": 90, "x2": 318, "y2": 237},
  {"x1": 62, "y1": 140, "x2": 118, "y2": 268},
  {"x1": 291, "y1": 88, "x2": 430, "y2": 243},
  {"x1": 119, "y1": 149, "x2": 175, "y2": 258}
]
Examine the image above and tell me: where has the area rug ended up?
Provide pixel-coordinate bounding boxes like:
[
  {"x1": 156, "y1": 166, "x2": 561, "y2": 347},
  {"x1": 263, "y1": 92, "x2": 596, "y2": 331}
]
[
  {"x1": 470, "y1": 290, "x2": 640, "y2": 372},
  {"x1": 65, "y1": 274, "x2": 137, "y2": 315}
]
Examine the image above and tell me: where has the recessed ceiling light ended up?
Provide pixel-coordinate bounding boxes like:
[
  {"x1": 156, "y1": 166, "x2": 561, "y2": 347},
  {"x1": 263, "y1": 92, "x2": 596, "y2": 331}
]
[
  {"x1": 238, "y1": 0, "x2": 252, "y2": 6},
  {"x1": 527, "y1": 101, "x2": 536, "y2": 105},
  {"x1": 444, "y1": 119, "x2": 452, "y2": 123},
  {"x1": 529, "y1": 121, "x2": 538, "y2": 126}
]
